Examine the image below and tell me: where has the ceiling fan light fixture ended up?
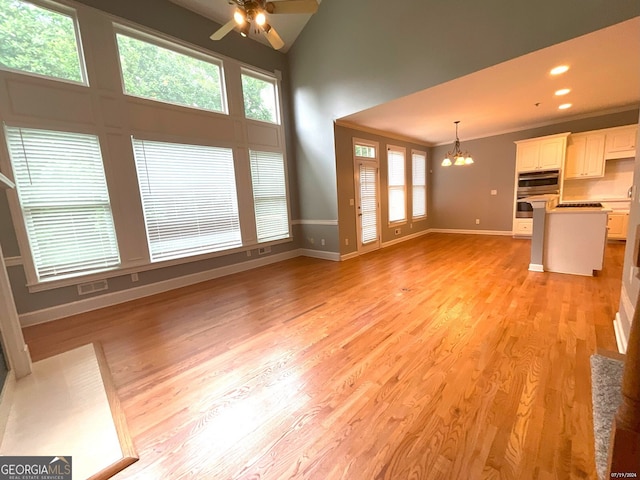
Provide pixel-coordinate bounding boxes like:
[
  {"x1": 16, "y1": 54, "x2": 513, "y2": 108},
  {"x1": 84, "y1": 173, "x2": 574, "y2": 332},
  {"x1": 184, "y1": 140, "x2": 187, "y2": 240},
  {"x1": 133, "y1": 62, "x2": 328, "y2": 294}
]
[
  {"x1": 255, "y1": 11, "x2": 266, "y2": 26},
  {"x1": 240, "y1": 22, "x2": 251, "y2": 37},
  {"x1": 234, "y1": 9, "x2": 246, "y2": 25},
  {"x1": 443, "y1": 121, "x2": 473, "y2": 167}
]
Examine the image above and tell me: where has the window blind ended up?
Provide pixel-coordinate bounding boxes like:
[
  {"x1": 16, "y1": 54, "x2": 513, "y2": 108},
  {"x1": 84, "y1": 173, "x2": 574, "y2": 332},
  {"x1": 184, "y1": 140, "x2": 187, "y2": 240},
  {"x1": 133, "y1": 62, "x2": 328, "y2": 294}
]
[
  {"x1": 412, "y1": 151, "x2": 426, "y2": 218},
  {"x1": 249, "y1": 150, "x2": 289, "y2": 242},
  {"x1": 388, "y1": 148, "x2": 406, "y2": 223},
  {"x1": 5, "y1": 126, "x2": 120, "y2": 280},
  {"x1": 359, "y1": 163, "x2": 378, "y2": 244},
  {"x1": 132, "y1": 139, "x2": 242, "y2": 261}
]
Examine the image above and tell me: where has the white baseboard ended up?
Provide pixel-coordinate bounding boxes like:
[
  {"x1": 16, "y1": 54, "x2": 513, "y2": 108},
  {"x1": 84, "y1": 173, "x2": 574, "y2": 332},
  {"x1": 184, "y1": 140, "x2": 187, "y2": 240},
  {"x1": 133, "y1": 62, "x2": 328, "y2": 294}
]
[
  {"x1": 382, "y1": 229, "x2": 431, "y2": 248},
  {"x1": 428, "y1": 228, "x2": 512, "y2": 236},
  {"x1": 528, "y1": 263, "x2": 544, "y2": 272},
  {"x1": 614, "y1": 312, "x2": 629, "y2": 354},
  {"x1": 19, "y1": 250, "x2": 301, "y2": 327},
  {"x1": 340, "y1": 251, "x2": 360, "y2": 261},
  {"x1": 298, "y1": 249, "x2": 340, "y2": 261},
  {"x1": 614, "y1": 284, "x2": 634, "y2": 354}
]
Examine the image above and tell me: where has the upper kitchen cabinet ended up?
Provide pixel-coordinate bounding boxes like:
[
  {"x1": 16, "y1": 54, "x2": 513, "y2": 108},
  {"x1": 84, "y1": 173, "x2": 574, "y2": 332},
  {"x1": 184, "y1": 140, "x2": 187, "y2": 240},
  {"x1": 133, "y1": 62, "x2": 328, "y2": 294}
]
[
  {"x1": 515, "y1": 133, "x2": 569, "y2": 172},
  {"x1": 604, "y1": 125, "x2": 638, "y2": 159},
  {"x1": 565, "y1": 133, "x2": 606, "y2": 179}
]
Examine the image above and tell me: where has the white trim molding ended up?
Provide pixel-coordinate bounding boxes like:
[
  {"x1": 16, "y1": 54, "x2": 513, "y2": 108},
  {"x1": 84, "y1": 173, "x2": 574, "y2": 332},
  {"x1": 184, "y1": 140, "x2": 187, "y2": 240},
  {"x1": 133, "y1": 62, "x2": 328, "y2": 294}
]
[
  {"x1": 615, "y1": 283, "x2": 634, "y2": 354},
  {"x1": 428, "y1": 228, "x2": 513, "y2": 236},
  {"x1": 340, "y1": 251, "x2": 360, "y2": 261},
  {"x1": 614, "y1": 312, "x2": 629, "y2": 354},
  {"x1": 19, "y1": 250, "x2": 301, "y2": 327},
  {"x1": 528, "y1": 263, "x2": 544, "y2": 272},
  {"x1": 3, "y1": 257, "x2": 22, "y2": 267},
  {"x1": 292, "y1": 220, "x2": 339, "y2": 226},
  {"x1": 382, "y1": 229, "x2": 431, "y2": 248},
  {"x1": 299, "y1": 249, "x2": 340, "y2": 261}
]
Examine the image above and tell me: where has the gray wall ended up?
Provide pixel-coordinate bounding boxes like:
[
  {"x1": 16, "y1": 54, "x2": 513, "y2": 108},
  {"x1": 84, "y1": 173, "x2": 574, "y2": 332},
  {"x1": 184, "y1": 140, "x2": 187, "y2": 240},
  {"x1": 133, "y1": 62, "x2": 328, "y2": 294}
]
[
  {"x1": 288, "y1": 0, "x2": 640, "y2": 247},
  {"x1": 430, "y1": 109, "x2": 640, "y2": 231},
  {"x1": 335, "y1": 125, "x2": 431, "y2": 255}
]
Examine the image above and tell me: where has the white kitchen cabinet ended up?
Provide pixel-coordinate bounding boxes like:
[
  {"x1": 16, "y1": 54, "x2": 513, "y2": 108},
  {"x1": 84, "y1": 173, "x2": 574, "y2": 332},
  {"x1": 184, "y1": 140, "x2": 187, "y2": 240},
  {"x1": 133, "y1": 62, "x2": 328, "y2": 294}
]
[
  {"x1": 515, "y1": 133, "x2": 569, "y2": 172},
  {"x1": 604, "y1": 125, "x2": 637, "y2": 159},
  {"x1": 564, "y1": 133, "x2": 605, "y2": 179},
  {"x1": 513, "y1": 218, "x2": 533, "y2": 236},
  {"x1": 607, "y1": 212, "x2": 629, "y2": 240}
]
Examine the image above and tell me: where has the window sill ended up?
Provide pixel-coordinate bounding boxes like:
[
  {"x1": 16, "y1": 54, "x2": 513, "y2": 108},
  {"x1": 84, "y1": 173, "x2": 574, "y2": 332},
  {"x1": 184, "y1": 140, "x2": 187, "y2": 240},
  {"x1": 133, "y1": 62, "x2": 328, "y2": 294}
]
[{"x1": 25, "y1": 236, "x2": 293, "y2": 293}]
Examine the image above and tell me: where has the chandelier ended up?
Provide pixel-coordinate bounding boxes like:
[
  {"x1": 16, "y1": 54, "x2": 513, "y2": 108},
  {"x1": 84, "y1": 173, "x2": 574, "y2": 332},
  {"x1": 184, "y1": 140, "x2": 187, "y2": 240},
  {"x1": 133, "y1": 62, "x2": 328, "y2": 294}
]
[{"x1": 442, "y1": 121, "x2": 473, "y2": 166}]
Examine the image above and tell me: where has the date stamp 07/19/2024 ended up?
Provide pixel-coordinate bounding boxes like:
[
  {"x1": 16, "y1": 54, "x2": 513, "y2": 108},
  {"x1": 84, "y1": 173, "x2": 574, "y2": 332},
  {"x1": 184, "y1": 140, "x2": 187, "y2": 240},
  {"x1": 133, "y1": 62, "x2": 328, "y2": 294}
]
[{"x1": 611, "y1": 474, "x2": 638, "y2": 478}]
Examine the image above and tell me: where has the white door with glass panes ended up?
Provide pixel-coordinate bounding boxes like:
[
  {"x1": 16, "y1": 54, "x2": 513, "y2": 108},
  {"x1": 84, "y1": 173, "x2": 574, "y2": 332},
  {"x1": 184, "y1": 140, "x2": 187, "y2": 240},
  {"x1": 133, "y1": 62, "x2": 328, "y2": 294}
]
[{"x1": 353, "y1": 140, "x2": 380, "y2": 253}]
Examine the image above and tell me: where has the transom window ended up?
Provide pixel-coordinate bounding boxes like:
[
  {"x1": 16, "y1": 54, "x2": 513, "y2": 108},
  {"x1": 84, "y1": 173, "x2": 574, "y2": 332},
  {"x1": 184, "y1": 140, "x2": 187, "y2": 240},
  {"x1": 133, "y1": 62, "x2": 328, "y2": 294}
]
[
  {"x1": 241, "y1": 69, "x2": 279, "y2": 124},
  {"x1": 116, "y1": 30, "x2": 226, "y2": 113},
  {"x1": 355, "y1": 144, "x2": 376, "y2": 158},
  {"x1": 0, "y1": 0, "x2": 85, "y2": 84},
  {"x1": 4, "y1": 126, "x2": 120, "y2": 280}
]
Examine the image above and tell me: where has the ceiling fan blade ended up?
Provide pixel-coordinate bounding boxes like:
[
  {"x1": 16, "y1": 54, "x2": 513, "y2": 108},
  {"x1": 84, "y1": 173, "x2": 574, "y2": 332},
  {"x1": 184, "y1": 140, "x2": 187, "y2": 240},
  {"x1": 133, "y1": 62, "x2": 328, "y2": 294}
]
[
  {"x1": 266, "y1": 0, "x2": 318, "y2": 14},
  {"x1": 210, "y1": 19, "x2": 237, "y2": 41},
  {"x1": 262, "y1": 25, "x2": 285, "y2": 50}
]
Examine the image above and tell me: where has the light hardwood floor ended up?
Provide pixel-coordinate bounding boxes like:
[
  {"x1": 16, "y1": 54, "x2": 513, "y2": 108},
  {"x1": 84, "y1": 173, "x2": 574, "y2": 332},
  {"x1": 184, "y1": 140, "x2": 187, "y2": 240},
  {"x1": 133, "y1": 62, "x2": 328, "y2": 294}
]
[{"x1": 23, "y1": 233, "x2": 625, "y2": 479}]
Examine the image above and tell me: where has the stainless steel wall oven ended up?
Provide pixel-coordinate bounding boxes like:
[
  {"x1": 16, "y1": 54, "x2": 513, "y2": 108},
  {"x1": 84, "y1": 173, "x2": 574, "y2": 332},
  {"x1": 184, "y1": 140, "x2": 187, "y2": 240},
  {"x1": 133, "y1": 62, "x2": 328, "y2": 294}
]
[{"x1": 516, "y1": 169, "x2": 560, "y2": 218}]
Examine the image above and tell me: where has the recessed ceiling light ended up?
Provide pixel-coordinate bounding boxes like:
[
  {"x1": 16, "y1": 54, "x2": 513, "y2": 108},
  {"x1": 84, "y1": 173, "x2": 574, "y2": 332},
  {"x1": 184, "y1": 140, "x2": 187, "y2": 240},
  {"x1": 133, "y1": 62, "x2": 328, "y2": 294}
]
[
  {"x1": 555, "y1": 88, "x2": 571, "y2": 96},
  {"x1": 550, "y1": 65, "x2": 569, "y2": 75},
  {"x1": 558, "y1": 103, "x2": 572, "y2": 110}
]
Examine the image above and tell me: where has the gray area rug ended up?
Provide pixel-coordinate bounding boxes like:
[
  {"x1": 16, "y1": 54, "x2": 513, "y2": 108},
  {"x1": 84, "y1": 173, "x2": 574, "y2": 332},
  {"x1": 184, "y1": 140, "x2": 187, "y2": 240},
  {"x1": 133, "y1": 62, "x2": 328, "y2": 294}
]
[{"x1": 590, "y1": 354, "x2": 624, "y2": 480}]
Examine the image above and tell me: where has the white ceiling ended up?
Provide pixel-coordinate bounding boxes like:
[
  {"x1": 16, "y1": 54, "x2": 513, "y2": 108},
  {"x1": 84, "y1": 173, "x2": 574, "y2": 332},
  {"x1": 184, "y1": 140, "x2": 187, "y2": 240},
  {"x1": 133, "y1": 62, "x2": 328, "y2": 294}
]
[
  {"x1": 169, "y1": 0, "x2": 318, "y2": 52},
  {"x1": 339, "y1": 17, "x2": 640, "y2": 145}
]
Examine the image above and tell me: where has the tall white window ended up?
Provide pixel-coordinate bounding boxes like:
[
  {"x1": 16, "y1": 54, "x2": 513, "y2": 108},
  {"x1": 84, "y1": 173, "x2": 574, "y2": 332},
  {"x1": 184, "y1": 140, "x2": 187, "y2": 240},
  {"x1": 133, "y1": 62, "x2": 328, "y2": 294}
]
[
  {"x1": 241, "y1": 69, "x2": 279, "y2": 124},
  {"x1": 0, "y1": 0, "x2": 86, "y2": 83},
  {"x1": 4, "y1": 126, "x2": 120, "y2": 280},
  {"x1": 412, "y1": 150, "x2": 426, "y2": 219},
  {"x1": 387, "y1": 146, "x2": 406, "y2": 223},
  {"x1": 249, "y1": 150, "x2": 289, "y2": 242},
  {"x1": 116, "y1": 30, "x2": 226, "y2": 113},
  {"x1": 132, "y1": 139, "x2": 241, "y2": 261}
]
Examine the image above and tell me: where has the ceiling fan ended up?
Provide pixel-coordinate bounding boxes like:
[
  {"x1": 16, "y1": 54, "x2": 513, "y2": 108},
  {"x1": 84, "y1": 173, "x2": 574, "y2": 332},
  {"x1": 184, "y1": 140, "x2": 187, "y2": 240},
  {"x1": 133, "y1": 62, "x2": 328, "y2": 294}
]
[{"x1": 210, "y1": 0, "x2": 318, "y2": 50}]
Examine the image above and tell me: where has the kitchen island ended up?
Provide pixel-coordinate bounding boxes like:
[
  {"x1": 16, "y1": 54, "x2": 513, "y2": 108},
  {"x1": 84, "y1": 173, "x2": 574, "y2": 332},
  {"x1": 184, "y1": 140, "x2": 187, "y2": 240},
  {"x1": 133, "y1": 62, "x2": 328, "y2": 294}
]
[{"x1": 524, "y1": 195, "x2": 610, "y2": 276}]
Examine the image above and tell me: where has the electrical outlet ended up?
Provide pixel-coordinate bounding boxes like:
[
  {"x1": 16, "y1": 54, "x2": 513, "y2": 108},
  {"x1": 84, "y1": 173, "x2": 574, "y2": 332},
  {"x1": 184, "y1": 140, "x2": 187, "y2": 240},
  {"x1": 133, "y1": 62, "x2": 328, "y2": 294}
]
[
  {"x1": 321, "y1": 238, "x2": 325, "y2": 246},
  {"x1": 491, "y1": 189, "x2": 497, "y2": 196},
  {"x1": 349, "y1": 198, "x2": 354, "y2": 206},
  {"x1": 475, "y1": 219, "x2": 480, "y2": 225},
  {"x1": 395, "y1": 228, "x2": 401, "y2": 235},
  {"x1": 131, "y1": 273, "x2": 139, "y2": 282},
  {"x1": 345, "y1": 238, "x2": 349, "y2": 246},
  {"x1": 246, "y1": 250, "x2": 252, "y2": 257},
  {"x1": 308, "y1": 237, "x2": 315, "y2": 245}
]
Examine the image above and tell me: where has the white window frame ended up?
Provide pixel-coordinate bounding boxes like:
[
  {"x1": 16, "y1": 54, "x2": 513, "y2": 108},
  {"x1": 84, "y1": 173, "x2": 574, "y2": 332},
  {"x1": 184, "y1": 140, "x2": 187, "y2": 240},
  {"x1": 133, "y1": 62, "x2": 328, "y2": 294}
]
[
  {"x1": 2, "y1": 124, "x2": 120, "y2": 284},
  {"x1": 353, "y1": 138, "x2": 381, "y2": 253},
  {"x1": 131, "y1": 136, "x2": 242, "y2": 262},
  {"x1": 113, "y1": 24, "x2": 229, "y2": 115},
  {"x1": 249, "y1": 148, "x2": 291, "y2": 242},
  {"x1": 411, "y1": 149, "x2": 427, "y2": 220},
  {"x1": 387, "y1": 145, "x2": 406, "y2": 225},
  {"x1": 240, "y1": 67, "x2": 281, "y2": 125},
  {"x1": 0, "y1": 0, "x2": 88, "y2": 85}
]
